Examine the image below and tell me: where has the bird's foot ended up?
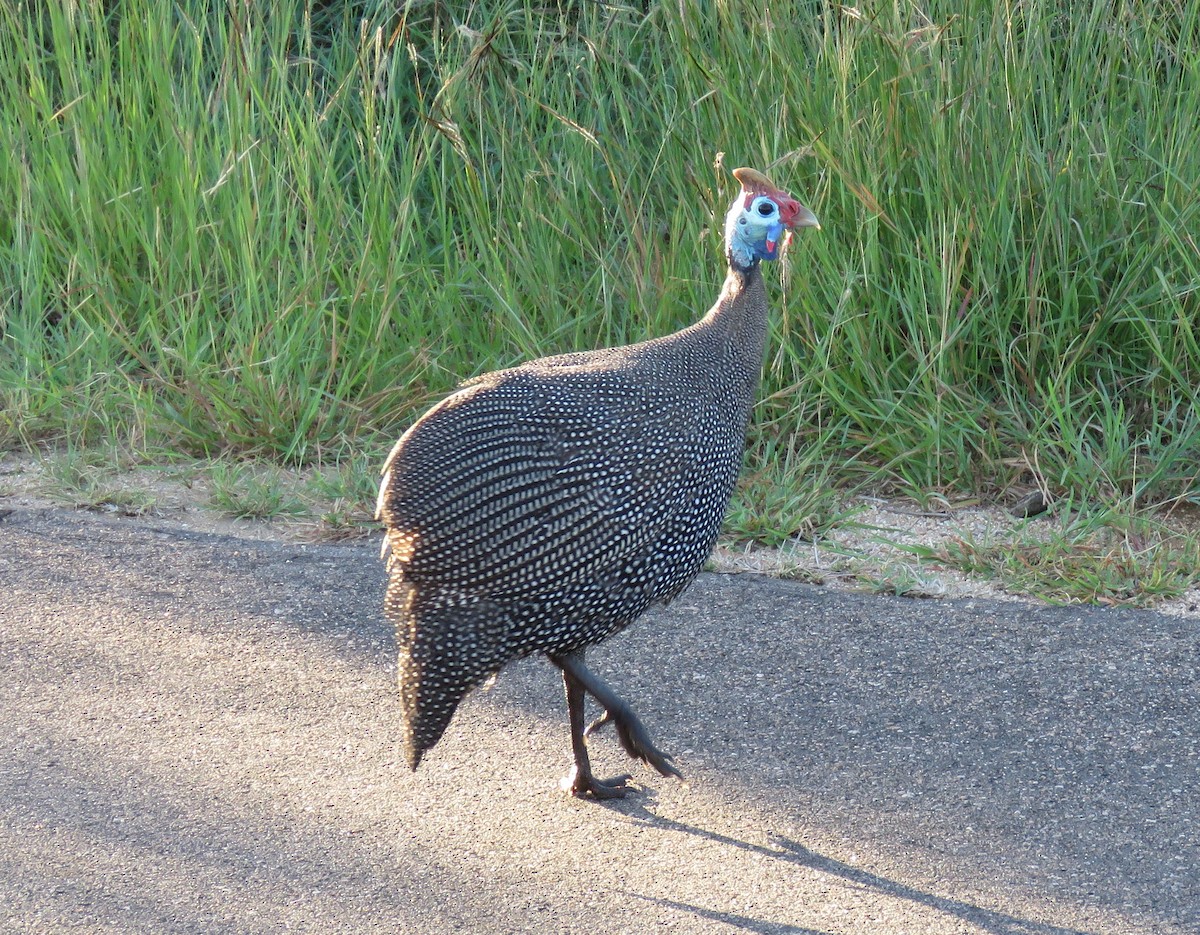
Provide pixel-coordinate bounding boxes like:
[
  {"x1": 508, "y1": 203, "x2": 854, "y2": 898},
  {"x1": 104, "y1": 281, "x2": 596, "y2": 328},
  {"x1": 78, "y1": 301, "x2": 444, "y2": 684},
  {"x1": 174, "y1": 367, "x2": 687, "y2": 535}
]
[
  {"x1": 560, "y1": 765, "x2": 635, "y2": 800},
  {"x1": 589, "y1": 709, "x2": 683, "y2": 781},
  {"x1": 620, "y1": 726, "x2": 682, "y2": 780}
]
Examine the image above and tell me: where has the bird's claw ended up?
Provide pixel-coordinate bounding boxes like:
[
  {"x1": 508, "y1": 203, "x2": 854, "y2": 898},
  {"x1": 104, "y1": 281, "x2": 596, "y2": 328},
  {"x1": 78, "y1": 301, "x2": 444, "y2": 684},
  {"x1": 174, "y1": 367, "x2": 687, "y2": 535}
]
[
  {"x1": 603, "y1": 709, "x2": 683, "y2": 780},
  {"x1": 623, "y1": 731, "x2": 682, "y2": 780},
  {"x1": 561, "y1": 765, "x2": 635, "y2": 800}
]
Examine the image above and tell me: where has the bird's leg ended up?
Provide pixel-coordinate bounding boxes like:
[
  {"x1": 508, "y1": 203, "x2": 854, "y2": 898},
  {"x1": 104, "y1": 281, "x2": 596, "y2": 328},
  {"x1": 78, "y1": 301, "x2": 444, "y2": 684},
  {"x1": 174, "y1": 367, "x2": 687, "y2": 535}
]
[
  {"x1": 551, "y1": 650, "x2": 684, "y2": 787},
  {"x1": 559, "y1": 663, "x2": 633, "y2": 799}
]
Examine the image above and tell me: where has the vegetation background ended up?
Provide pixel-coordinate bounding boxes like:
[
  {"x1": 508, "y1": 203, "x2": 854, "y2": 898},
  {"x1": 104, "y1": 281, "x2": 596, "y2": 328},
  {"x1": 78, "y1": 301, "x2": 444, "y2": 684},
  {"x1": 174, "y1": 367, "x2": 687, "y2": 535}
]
[{"x1": 2, "y1": 0, "x2": 1199, "y2": 601}]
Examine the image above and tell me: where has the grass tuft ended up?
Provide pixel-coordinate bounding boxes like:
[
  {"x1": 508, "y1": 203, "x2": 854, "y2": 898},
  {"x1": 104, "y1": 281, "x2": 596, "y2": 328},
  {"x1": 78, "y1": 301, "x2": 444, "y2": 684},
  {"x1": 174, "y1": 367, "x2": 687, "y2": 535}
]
[
  {"x1": 208, "y1": 462, "x2": 308, "y2": 520},
  {"x1": 36, "y1": 449, "x2": 159, "y2": 515},
  {"x1": 917, "y1": 507, "x2": 1200, "y2": 606}
]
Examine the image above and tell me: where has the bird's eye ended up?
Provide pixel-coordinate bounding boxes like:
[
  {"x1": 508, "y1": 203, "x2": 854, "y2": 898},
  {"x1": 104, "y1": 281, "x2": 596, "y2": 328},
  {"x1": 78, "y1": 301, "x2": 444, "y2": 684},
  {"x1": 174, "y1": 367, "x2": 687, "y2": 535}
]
[{"x1": 756, "y1": 200, "x2": 775, "y2": 217}]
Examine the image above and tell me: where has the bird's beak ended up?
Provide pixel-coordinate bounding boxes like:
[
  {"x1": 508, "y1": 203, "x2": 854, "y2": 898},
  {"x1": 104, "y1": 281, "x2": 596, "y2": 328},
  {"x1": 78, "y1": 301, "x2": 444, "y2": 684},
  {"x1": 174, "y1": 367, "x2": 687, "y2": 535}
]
[
  {"x1": 772, "y1": 198, "x2": 819, "y2": 258},
  {"x1": 785, "y1": 202, "x2": 821, "y2": 231}
]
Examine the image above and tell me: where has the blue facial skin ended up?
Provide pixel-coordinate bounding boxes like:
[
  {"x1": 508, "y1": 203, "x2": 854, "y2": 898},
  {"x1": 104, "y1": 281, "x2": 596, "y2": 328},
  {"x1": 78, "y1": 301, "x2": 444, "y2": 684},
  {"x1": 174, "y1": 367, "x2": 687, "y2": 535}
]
[
  {"x1": 752, "y1": 221, "x2": 787, "y2": 262},
  {"x1": 726, "y1": 194, "x2": 794, "y2": 270}
]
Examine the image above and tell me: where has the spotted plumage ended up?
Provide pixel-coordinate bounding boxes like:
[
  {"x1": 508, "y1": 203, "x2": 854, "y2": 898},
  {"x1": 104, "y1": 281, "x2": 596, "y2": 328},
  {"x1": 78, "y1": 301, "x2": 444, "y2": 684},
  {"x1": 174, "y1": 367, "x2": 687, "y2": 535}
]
[{"x1": 377, "y1": 167, "x2": 819, "y2": 798}]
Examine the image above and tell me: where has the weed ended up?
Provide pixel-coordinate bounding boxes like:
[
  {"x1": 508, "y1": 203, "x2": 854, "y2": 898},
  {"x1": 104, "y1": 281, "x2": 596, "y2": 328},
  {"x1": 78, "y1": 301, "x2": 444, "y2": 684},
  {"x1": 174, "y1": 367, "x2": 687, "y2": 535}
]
[
  {"x1": 208, "y1": 463, "x2": 307, "y2": 521},
  {"x1": 37, "y1": 449, "x2": 158, "y2": 516},
  {"x1": 858, "y1": 565, "x2": 950, "y2": 600},
  {"x1": 919, "y1": 509, "x2": 1200, "y2": 606}
]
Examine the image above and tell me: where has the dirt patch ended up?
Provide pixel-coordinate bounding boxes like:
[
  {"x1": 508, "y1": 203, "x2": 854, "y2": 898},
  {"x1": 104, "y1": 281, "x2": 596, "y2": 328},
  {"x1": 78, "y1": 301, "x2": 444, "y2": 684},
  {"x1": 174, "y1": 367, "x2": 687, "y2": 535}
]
[{"x1": 4, "y1": 450, "x2": 1198, "y2": 616}]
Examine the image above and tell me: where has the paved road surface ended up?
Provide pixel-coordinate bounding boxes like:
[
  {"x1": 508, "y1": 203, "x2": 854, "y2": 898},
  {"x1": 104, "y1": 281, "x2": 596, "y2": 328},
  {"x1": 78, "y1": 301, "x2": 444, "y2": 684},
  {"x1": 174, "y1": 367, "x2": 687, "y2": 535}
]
[{"x1": 1, "y1": 507, "x2": 1196, "y2": 934}]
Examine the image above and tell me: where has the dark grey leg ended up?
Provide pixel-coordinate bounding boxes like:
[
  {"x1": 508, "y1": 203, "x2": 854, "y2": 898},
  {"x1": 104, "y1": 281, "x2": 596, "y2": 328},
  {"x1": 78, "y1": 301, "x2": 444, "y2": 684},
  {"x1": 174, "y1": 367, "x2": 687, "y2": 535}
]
[
  {"x1": 559, "y1": 663, "x2": 633, "y2": 799},
  {"x1": 549, "y1": 649, "x2": 683, "y2": 798}
]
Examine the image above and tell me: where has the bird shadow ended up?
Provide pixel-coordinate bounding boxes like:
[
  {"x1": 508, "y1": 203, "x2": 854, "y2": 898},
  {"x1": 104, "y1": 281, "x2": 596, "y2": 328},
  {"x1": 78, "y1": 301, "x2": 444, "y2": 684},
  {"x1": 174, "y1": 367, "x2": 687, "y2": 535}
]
[
  {"x1": 613, "y1": 807, "x2": 1097, "y2": 935},
  {"x1": 625, "y1": 893, "x2": 832, "y2": 935}
]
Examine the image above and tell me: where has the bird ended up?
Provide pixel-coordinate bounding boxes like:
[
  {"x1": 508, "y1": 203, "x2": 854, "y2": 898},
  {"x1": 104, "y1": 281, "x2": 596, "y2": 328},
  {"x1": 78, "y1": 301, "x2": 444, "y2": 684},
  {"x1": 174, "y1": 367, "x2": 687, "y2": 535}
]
[{"x1": 376, "y1": 166, "x2": 819, "y2": 798}]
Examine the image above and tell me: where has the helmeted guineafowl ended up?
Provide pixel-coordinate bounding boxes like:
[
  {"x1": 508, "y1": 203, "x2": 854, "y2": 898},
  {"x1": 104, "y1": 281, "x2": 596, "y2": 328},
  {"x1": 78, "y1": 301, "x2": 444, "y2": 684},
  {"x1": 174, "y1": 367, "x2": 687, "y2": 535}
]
[{"x1": 377, "y1": 166, "x2": 819, "y2": 798}]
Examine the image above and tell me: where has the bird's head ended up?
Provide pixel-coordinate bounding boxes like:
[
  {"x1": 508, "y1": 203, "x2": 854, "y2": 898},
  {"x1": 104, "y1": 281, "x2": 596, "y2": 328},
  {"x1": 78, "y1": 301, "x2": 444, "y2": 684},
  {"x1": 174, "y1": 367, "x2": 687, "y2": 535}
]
[{"x1": 724, "y1": 166, "x2": 820, "y2": 270}]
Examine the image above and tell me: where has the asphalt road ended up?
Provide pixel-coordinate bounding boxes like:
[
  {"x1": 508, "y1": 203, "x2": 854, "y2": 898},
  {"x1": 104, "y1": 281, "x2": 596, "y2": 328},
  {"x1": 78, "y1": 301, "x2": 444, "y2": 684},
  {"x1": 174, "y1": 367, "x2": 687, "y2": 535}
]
[{"x1": 1, "y1": 506, "x2": 1197, "y2": 934}]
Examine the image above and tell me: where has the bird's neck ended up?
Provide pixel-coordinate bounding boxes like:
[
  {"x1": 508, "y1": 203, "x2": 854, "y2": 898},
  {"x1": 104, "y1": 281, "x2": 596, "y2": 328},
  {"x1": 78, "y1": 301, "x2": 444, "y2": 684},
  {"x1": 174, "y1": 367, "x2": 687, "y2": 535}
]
[
  {"x1": 696, "y1": 263, "x2": 771, "y2": 408},
  {"x1": 701, "y1": 263, "x2": 768, "y2": 350}
]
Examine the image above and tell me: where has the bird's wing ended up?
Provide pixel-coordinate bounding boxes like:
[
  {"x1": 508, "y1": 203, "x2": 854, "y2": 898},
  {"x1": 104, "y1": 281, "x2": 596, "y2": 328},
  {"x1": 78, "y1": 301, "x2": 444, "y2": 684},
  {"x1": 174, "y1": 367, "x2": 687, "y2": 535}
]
[{"x1": 378, "y1": 366, "x2": 733, "y2": 600}]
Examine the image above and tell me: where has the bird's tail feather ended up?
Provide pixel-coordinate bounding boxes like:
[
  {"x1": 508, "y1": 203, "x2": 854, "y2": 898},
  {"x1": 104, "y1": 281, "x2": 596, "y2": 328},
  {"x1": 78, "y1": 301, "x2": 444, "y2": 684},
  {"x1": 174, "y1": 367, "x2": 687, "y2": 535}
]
[{"x1": 387, "y1": 586, "x2": 517, "y2": 770}]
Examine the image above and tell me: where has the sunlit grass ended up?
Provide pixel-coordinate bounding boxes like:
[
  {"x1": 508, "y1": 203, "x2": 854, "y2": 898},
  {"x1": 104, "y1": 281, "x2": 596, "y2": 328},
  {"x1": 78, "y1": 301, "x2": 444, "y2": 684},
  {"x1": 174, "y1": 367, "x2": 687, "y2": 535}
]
[
  {"x1": 914, "y1": 505, "x2": 1200, "y2": 606},
  {"x1": 208, "y1": 461, "x2": 308, "y2": 520},
  {"x1": 35, "y1": 448, "x2": 159, "y2": 515},
  {"x1": 2, "y1": 0, "x2": 1199, "y2": 598}
]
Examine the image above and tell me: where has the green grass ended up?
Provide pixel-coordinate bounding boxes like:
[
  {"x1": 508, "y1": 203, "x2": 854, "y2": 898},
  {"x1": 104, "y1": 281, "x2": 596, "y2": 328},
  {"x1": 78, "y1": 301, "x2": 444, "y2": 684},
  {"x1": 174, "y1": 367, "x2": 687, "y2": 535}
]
[
  {"x1": 915, "y1": 504, "x2": 1200, "y2": 606},
  {"x1": 208, "y1": 461, "x2": 308, "y2": 520},
  {"x1": 2, "y1": 0, "x2": 1200, "y2": 602},
  {"x1": 35, "y1": 447, "x2": 159, "y2": 515}
]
